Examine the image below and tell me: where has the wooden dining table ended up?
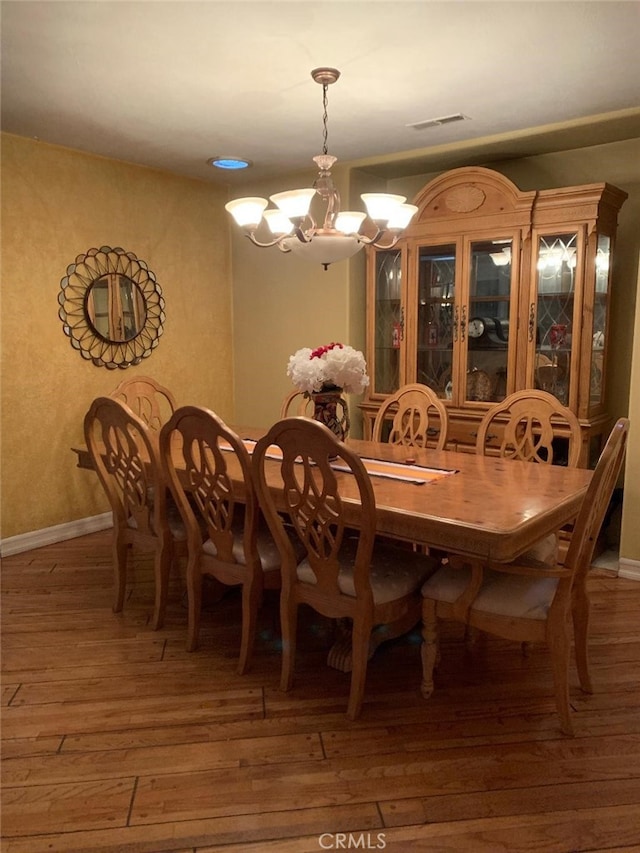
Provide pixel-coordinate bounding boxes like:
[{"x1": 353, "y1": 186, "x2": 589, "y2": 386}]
[
  {"x1": 73, "y1": 423, "x2": 592, "y2": 564},
  {"x1": 73, "y1": 424, "x2": 592, "y2": 670}
]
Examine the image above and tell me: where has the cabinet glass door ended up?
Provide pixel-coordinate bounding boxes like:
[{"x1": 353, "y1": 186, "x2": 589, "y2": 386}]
[
  {"x1": 465, "y1": 239, "x2": 513, "y2": 403},
  {"x1": 372, "y1": 249, "x2": 402, "y2": 395},
  {"x1": 534, "y1": 232, "x2": 578, "y2": 406},
  {"x1": 415, "y1": 243, "x2": 456, "y2": 399},
  {"x1": 590, "y1": 234, "x2": 610, "y2": 407}
]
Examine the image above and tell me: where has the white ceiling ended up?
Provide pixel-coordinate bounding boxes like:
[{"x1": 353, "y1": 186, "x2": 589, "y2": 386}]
[{"x1": 2, "y1": 1, "x2": 640, "y2": 187}]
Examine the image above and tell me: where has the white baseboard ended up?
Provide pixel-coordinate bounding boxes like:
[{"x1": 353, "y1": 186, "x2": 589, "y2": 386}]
[
  {"x1": 618, "y1": 557, "x2": 640, "y2": 581},
  {"x1": 0, "y1": 513, "x2": 113, "y2": 557}
]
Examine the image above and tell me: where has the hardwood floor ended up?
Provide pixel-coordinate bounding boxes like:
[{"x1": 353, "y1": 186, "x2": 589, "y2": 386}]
[{"x1": 2, "y1": 530, "x2": 640, "y2": 853}]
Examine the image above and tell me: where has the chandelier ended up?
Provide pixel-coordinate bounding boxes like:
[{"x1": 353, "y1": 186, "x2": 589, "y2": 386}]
[{"x1": 225, "y1": 68, "x2": 418, "y2": 270}]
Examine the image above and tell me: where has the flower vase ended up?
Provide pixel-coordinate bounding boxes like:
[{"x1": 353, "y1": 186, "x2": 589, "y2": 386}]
[{"x1": 310, "y1": 385, "x2": 350, "y2": 441}]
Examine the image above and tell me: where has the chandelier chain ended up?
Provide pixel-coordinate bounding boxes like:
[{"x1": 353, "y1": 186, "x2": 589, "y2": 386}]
[{"x1": 322, "y1": 83, "x2": 329, "y2": 156}]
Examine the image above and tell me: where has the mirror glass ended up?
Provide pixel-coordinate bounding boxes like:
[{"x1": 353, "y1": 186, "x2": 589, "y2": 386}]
[
  {"x1": 86, "y1": 274, "x2": 147, "y2": 342},
  {"x1": 58, "y1": 245, "x2": 165, "y2": 369}
]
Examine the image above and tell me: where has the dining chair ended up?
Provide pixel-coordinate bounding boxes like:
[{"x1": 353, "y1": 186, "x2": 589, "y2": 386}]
[
  {"x1": 280, "y1": 389, "x2": 314, "y2": 418},
  {"x1": 475, "y1": 388, "x2": 585, "y2": 563},
  {"x1": 420, "y1": 417, "x2": 629, "y2": 735},
  {"x1": 475, "y1": 388, "x2": 583, "y2": 467},
  {"x1": 252, "y1": 416, "x2": 439, "y2": 720},
  {"x1": 372, "y1": 383, "x2": 449, "y2": 451},
  {"x1": 159, "y1": 406, "x2": 287, "y2": 673},
  {"x1": 84, "y1": 396, "x2": 187, "y2": 630},
  {"x1": 110, "y1": 375, "x2": 176, "y2": 433},
  {"x1": 372, "y1": 383, "x2": 450, "y2": 554}
]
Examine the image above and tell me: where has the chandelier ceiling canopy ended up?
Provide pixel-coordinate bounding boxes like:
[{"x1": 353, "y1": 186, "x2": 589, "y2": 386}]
[{"x1": 225, "y1": 68, "x2": 418, "y2": 270}]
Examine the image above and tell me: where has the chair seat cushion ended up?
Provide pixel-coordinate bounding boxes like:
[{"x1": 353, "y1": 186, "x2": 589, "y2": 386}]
[
  {"x1": 126, "y1": 498, "x2": 186, "y2": 541},
  {"x1": 202, "y1": 524, "x2": 304, "y2": 573},
  {"x1": 421, "y1": 563, "x2": 559, "y2": 621},
  {"x1": 448, "y1": 534, "x2": 558, "y2": 572},
  {"x1": 202, "y1": 530, "x2": 276, "y2": 572},
  {"x1": 298, "y1": 542, "x2": 438, "y2": 605}
]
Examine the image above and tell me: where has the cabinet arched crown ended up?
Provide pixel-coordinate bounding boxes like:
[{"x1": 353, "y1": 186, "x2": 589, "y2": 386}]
[
  {"x1": 363, "y1": 166, "x2": 627, "y2": 467},
  {"x1": 412, "y1": 166, "x2": 536, "y2": 230}
]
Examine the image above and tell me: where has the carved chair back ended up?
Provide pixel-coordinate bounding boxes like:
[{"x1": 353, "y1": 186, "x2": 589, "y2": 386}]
[
  {"x1": 476, "y1": 389, "x2": 583, "y2": 467},
  {"x1": 84, "y1": 396, "x2": 180, "y2": 628},
  {"x1": 110, "y1": 375, "x2": 176, "y2": 433},
  {"x1": 372, "y1": 383, "x2": 448, "y2": 451},
  {"x1": 280, "y1": 390, "x2": 314, "y2": 418}
]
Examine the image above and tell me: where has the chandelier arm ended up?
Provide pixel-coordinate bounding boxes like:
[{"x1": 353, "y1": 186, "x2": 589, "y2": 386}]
[
  {"x1": 370, "y1": 233, "x2": 401, "y2": 251},
  {"x1": 292, "y1": 213, "x2": 318, "y2": 243},
  {"x1": 294, "y1": 228, "x2": 312, "y2": 245},
  {"x1": 353, "y1": 227, "x2": 385, "y2": 246},
  {"x1": 245, "y1": 233, "x2": 289, "y2": 249}
]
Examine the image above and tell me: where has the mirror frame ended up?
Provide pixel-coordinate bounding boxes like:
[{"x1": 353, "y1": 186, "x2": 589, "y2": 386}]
[{"x1": 58, "y1": 246, "x2": 165, "y2": 369}]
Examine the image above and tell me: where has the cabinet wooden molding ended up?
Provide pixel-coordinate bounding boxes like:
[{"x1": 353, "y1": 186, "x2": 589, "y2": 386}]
[{"x1": 363, "y1": 166, "x2": 627, "y2": 466}]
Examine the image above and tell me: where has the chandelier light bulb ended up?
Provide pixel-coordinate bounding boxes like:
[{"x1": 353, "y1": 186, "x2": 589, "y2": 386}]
[
  {"x1": 334, "y1": 211, "x2": 367, "y2": 235},
  {"x1": 263, "y1": 209, "x2": 295, "y2": 235},
  {"x1": 225, "y1": 197, "x2": 268, "y2": 229},
  {"x1": 361, "y1": 193, "x2": 407, "y2": 223},
  {"x1": 386, "y1": 203, "x2": 419, "y2": 230},
  {"x1": 270, "y1": 188, "x2": 317, "y2": 220}
]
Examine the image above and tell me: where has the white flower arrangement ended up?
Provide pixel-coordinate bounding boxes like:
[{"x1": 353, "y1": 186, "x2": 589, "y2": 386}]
[{"x1": 287, "y1": 342, "x2": 370, "y2": 395}]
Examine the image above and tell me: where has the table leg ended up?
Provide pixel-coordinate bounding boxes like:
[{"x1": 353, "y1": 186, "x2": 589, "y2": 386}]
[{"x1": 326, "y1": 612, "x2": 420, "y2": 673}]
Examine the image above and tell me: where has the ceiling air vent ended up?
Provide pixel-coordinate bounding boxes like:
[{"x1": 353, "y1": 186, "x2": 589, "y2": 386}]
[{"x1": 406, "y1": 113, "x2": 468, "y2": 131}]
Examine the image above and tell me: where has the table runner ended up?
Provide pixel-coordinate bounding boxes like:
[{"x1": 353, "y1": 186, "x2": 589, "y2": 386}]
[
  {"x1": 221, "y1": 439, "x2": 457, "y2": 485},
  {"x1": 331, "y1": 456, "x2": 456, "y2": 485}
]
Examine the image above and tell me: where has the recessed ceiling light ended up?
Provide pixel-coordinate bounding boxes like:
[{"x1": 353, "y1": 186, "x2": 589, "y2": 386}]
[{"x1": 208, "y1": 156, "x2": 252, "y2": 171}]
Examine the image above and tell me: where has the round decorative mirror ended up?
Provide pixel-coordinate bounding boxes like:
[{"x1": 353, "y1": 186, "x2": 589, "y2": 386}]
[{"x1": 58, "y1": 246, "x2": 165, "y2": 369}]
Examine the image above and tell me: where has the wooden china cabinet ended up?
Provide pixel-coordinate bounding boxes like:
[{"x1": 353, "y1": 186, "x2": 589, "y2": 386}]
[{"x1": 362, "y1": 166, "x2": 627, "y2": 466}]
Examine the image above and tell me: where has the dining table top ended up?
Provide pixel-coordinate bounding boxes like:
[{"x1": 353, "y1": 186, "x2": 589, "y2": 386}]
[{"x1": 73, "y1": 421, "x2": 593, "y2": 564}]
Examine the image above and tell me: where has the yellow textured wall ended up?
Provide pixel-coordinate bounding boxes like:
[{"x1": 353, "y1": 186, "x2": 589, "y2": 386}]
[{"x1": 1, "y1": 134, "x2": 233, "y2": 539}]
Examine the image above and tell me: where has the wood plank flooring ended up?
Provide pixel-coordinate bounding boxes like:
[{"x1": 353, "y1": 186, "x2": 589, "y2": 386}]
[{"x1": 2, "y1": 530, "x2": 640, "y2": 852}]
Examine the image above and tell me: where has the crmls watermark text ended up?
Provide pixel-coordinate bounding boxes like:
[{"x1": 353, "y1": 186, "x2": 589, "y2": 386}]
[{"x1": 318, "y1": 833, "x2": 387, "y2": 849}]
